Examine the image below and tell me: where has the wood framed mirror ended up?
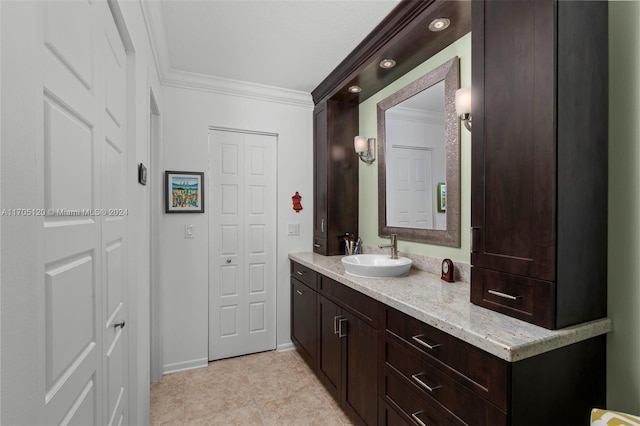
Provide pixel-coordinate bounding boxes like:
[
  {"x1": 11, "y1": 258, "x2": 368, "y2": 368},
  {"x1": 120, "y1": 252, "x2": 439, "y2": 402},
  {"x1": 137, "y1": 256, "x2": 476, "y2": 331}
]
[{"x1": 377, "y1": 56, "x2": 460, "y2": 247}]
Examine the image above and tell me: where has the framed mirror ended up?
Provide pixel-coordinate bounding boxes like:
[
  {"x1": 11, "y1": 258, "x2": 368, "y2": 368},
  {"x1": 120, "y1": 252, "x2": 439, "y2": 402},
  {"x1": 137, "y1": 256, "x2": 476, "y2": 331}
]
[{"x1": 377, "y1": 56, "x2": 460, "y2": 247}]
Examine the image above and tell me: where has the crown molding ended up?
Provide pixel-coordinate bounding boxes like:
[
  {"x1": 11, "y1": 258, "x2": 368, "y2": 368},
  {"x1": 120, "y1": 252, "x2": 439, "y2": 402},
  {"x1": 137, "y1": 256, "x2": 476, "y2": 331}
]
[
  {"x1": 162, "y1": 68, "x2": 313, "y2": 108},
  {"x1": 139, "y1": 0, "x2": 313, "y2": 109},
  {"x1": 387, "y1": 106, "x2": 445, "y2": 125}
]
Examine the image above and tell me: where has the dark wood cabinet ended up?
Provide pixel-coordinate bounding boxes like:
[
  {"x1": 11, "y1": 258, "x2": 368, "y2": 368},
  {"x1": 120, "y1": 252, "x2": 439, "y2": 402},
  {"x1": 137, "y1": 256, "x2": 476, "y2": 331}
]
[
  {"x1": 317, "y1": 290, "x2": 378, "y2": 426},
  {"x1": 380, "y1": 306, "x2": 605, "y2": 426},
  {"x1": 313, "y1": 100, "x2": 359, "y2": 255},
  {"x1": 291, "y1": 277, "x2": 317, "y2": 369},
  {"x1": 317, "y1": 294, "x2": 343, "y2": 400},
  {"x1": 470, "y1": 0, "x2": 608, "y2": 329},
  {"x1": 290, "y1": 260, "x2": 606, "y2": 425}
]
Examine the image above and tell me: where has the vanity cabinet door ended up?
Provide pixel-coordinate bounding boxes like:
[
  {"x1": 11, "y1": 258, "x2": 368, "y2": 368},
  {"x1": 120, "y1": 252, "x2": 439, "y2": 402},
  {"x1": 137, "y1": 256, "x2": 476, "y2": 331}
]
[
  {"x1": 317, "y1": 295, "x2": 342, "y2": 401},
  {"x1": 291, "y1": 277, "x2": 317, "y2": 370},
  {"x1": 342, "y1": 310, "x2": 378, "y2": 426},
  {"x1": 317, "y1": 293, "x2": 378, "y2": 425},
  {"x1": 312, "y1": 100, "x2": 359, "y2": 255}
]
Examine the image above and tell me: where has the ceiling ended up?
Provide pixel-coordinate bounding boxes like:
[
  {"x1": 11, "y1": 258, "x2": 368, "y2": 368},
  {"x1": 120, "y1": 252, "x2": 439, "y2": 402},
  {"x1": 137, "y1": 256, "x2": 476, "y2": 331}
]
[{"x1": 155, "y1": 0, "x2": 402, "y2": 93}]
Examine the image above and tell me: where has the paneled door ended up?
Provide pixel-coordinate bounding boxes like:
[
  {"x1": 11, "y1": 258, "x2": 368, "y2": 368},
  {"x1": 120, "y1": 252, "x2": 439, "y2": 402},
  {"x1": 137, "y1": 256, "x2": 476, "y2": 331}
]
[
  {"x1": 209, "y1": 129, "x2": 277, "y2": 361},
  {"x1": 41, "y1": 1, "x2": 129, "y2": 424},
  {"x1": 387, "y1": 146, "x2": 434, "y2": 229}
]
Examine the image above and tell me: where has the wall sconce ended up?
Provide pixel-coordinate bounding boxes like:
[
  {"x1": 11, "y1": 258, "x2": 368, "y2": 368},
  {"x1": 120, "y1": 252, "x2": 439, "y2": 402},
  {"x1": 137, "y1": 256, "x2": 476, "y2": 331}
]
[
  {"x1": 455, "y1": 87, "x2": 472, "y2": 132},
  {"x1": 354, "y1": 136, "x2": 376, "y2": 164}
]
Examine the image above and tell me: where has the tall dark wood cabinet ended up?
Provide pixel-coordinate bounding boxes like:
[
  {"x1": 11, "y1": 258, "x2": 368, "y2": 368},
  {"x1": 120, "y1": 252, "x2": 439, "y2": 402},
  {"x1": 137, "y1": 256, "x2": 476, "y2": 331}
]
[
  {"x1": 313, "y1": 100, "x2": 359, "y2": 255},
  {"x1": 470, "y1": 0, "x2": 608, "y2": 329}
]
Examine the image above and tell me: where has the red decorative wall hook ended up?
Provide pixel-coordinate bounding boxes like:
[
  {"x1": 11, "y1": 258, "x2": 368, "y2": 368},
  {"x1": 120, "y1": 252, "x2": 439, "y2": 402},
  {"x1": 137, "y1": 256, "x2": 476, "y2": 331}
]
[{"x1": 292, "y1": 192, "x2": 303, "y2": 213}]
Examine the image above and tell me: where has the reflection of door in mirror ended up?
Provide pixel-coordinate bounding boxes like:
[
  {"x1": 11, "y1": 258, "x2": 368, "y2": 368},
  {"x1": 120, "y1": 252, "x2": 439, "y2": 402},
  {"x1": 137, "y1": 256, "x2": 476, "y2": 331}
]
[{"x1": 385, "y1": 80, "x2": 446, "y2": 230}]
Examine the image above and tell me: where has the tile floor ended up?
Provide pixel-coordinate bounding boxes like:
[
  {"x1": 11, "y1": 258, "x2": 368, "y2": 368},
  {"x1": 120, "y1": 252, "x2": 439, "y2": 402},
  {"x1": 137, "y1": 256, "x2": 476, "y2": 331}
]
[{"x1": 150, "y1": 349, "x2": 355, "y2": 425}]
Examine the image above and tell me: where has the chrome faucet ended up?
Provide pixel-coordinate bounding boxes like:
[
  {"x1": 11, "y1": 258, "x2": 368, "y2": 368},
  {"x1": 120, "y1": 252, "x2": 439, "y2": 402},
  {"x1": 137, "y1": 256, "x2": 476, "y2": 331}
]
[{"x1": 379, "y1": 234, "x2": 398, "y2": 259}]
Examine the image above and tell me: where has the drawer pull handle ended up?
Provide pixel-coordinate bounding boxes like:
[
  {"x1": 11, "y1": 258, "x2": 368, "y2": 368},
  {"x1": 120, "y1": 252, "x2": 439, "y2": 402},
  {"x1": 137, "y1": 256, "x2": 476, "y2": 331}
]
[
  {"x1": 296, "y1": 270, "x2": 305, "y2": 276},
  {"x1": 334, "y1": 316, "x2": 341, "y2": 334},
  {"x1": 296, "y1": 289, "x2": 305, "y2": 296},
  {"x1": 411, "y1": 373, "x2": 441, "y2": 393},
  {"x1": 338, "y1": 318, "x2": 347, "y2": 338},
  {"x1": 411, "y1": 334, "x2": 441, "y2": 350},
  {"x1": 488, "y1": 289, "x2": 522, "y2": 301},
  {"x1": 314, "y1": 244, "x2": 321, "y2": 248},
  {"x1": 411, "y1": 411, "x2": 428, "y2": 426}
]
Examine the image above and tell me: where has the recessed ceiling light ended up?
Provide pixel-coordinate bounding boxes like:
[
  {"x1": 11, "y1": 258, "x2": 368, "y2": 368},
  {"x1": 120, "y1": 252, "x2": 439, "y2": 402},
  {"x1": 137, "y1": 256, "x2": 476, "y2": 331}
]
[
  {"x1": 379, "y1": 59, "x2": 396, "y2": 69},
  {"x1": 348, "y1": 85, "x2": 362, "y2": 93},
  {"x1": 429, "y1": 18, "x2": 451, "y2": 32}
]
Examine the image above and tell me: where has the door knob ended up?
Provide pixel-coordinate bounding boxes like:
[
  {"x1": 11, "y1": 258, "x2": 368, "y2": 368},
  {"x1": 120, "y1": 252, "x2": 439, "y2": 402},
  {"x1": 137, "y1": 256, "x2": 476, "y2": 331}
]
[
  {"x1": 113, "y1": 320, "x2": 126, "y2": 329},
  {"x1": 226, "y1": 259, "x2": 232, "y2": 264}
]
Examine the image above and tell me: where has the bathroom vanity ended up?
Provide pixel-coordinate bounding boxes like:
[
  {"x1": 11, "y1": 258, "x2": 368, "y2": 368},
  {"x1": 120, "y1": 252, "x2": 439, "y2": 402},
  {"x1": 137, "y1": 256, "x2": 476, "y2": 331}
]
[{"x1": 290, "y1": 253, "x2": 611, "y2": 426}]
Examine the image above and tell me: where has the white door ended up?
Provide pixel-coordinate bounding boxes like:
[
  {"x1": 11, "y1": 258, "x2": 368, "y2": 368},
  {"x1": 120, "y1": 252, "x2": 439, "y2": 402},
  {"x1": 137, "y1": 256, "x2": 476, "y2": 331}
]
[
  {"x1": 209, "y1": 129, "x2": 277, "y2": 361},
  {"x1": 388, "y1": 146, "x2": 434, "y2": 229},
  {"x1": 41, "y1": 1, "x2": 128, "y2": 424}
]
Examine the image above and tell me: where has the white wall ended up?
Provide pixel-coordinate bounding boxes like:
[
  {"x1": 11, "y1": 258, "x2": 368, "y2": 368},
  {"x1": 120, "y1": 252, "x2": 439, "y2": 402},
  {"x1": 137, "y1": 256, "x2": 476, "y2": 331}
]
[
  {"x1": 0, "y1": 1, "x2": 162, "y2": 424},
  {"x1": 160, "y1": 85, "x2": 313, "y2": 372},
  {"x1": 115, "y1": 1, "x2": 164, "y2": 424}
]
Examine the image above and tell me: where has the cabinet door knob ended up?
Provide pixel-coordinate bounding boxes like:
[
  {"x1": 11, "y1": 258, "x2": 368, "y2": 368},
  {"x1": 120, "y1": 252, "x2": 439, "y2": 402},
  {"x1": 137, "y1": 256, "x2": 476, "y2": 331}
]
[
  {"x1": 411, "y1": 372, "x2": 442, "y2": 392},
  {"x1": 334, "y1": 316, "x2": 341, "y2": 335},
  {"x1": 321, "y1": 219, "x2": 325, "y2": 233},
  {"x1": 411, "y1": 334, "x2": 441, "y2": 350},
  {"x1": 296, "y1": 289, "x2": 305, "y2": 296}
]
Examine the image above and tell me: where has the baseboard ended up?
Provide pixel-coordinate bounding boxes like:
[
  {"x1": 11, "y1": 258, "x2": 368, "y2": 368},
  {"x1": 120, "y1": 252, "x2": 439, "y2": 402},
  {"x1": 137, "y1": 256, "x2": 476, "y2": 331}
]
[
  {"x1": 162, "y1": 358, "x2": 208, "y2": 375},
  {"x1": 277, "y1": 342, "x2": 295, "y2": 352}
]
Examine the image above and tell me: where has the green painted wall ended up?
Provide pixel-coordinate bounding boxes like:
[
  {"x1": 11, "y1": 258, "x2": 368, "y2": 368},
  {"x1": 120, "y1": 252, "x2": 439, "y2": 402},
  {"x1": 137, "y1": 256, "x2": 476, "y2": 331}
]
[
  {"x1": 358, "y1": 33, "x2": 472, "y2": 262},
  {"x1": 608, "y1": 1, "x2": 640, "y2": 413}
]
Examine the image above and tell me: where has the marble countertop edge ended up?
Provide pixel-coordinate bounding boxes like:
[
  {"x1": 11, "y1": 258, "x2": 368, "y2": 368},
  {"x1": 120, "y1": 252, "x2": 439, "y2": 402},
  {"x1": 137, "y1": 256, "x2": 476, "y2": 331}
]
[{"x1": 288, "y1": 252, "x2": 612, "y2": 362}]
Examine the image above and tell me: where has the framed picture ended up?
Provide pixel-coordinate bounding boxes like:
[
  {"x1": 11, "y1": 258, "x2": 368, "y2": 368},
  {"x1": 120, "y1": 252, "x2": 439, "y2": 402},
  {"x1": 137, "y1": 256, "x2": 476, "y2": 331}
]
[
  {"x1": 165, "y1": 171, "x2": 205, "y2": 213},
  {"x1": 437, "y1": 182, "x2": 446, "y2": 213}
]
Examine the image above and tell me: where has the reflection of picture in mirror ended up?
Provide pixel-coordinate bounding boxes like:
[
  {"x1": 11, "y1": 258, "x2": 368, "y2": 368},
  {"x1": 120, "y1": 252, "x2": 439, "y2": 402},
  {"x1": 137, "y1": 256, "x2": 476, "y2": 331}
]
[{"x1": 438, "y1": 182, "x2": 446, "y2": 213}]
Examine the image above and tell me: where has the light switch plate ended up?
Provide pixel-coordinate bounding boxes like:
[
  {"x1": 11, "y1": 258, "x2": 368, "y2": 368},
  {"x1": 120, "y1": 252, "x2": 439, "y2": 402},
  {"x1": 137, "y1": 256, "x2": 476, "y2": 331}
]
[
  {"x1": 185, "y1": 224, "x2": 194, "y2": 238},
  {"x1": 287, "y1": 222, "x2": 300, "y2": 236}
]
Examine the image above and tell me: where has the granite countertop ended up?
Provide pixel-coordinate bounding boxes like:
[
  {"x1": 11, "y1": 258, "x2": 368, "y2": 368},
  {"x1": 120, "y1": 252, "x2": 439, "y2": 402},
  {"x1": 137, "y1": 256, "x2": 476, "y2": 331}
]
[{"x1": 289, "y1": 252, "x2": 612, "y2": 362}]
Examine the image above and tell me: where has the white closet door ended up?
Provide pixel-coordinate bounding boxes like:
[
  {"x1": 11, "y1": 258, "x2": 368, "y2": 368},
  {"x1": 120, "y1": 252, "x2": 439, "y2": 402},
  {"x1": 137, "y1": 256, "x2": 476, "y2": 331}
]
[
  {"x1": 209, "y1": 129, "x2": 277, "y2": 361},
  {"x1": 41, "y1": 1, "x2": 128, "y2": 424}
]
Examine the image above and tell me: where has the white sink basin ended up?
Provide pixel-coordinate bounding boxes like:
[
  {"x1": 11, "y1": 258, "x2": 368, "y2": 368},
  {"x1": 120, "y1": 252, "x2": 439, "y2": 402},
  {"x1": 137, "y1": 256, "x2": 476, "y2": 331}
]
[{"x1": 341, "y1": 254, "x2": 412, "y2": 278}]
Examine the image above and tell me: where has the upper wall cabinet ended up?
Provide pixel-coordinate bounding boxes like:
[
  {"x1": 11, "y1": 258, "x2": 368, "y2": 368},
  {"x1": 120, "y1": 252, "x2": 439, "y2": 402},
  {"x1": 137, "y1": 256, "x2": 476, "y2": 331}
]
[
  {"x1": 313, "y1": 100, "x2": 359, "y2": 255},
  {"x1": 470, "y1": 0, "x2": 608, "y2": 329}
]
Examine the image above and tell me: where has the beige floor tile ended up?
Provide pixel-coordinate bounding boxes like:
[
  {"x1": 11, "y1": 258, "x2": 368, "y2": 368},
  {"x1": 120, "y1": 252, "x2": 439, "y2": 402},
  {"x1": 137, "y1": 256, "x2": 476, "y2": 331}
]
[{"x1": 150, "y1": 349, "x2": 357, "y2": 426}]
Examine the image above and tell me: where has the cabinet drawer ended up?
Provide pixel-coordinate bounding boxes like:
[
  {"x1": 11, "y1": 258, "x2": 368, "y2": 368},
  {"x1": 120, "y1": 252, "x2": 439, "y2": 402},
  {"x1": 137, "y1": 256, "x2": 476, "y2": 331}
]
[
  {"x1": 471, "y1": 267, "x2": 555, "y2": 329},
  {"x1": 385, "y1": 307, "x2": 508, "y2": 410},
  {"x1": 319, "y1": 275, "x2": 379, "y2": 326},
  {"x1": 290, "y1": 261, "x2": 317, "y2": 290},
  {"x1": 383, "y1": 339, "x2": 507, "y2": 426},
  {"x1": 378, "y1": 397, "x2": 410, "y2": 426},
  {"x1": 381, "y1": 370, "x2": 460, "y2": 426},
  {"x1": 313, "y1": 237, "x2": 327, "y2": 255}
]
